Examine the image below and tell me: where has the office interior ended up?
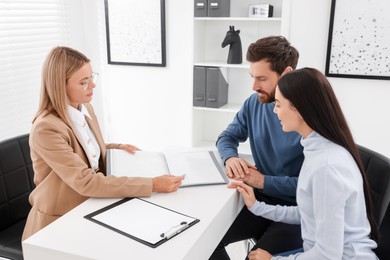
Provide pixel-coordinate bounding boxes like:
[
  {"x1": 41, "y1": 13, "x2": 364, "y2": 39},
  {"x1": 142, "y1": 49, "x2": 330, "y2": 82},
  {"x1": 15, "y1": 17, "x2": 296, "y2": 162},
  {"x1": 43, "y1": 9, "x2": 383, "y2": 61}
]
[
  {"x1": 0, "y1": 0, "x2": 389, "y2": 157},
  {"x1": 0, "y1": 0, "x2": 389, "y2": 259}
]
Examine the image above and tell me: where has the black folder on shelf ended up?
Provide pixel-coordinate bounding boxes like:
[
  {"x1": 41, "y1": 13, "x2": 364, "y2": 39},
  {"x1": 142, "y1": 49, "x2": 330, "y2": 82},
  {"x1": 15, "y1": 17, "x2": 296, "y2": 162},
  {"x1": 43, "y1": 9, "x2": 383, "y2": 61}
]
[
  {"x1": 84, "y1": 198, "x2": 200, "y2": 248},
  {"x1": 193, "y1": 66, "x2": 207, "y2": 107}
]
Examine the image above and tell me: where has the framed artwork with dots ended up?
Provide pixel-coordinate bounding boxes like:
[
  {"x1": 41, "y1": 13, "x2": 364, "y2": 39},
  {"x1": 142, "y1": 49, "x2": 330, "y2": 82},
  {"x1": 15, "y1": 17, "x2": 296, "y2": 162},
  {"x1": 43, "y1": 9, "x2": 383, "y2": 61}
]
[
  {"x1": 325, "y1": 0, "x2": 390, "y2": 80},
  {"x1": 104, "y1": 0, "x2": 166, "y2": 67}
]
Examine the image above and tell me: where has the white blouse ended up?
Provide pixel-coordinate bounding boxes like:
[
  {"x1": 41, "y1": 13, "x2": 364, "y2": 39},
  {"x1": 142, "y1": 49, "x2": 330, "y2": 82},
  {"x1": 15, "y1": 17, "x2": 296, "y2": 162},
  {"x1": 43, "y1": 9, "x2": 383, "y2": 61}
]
[{"x1": 67, "y1": 104, "x2": 101, "y2": 171}]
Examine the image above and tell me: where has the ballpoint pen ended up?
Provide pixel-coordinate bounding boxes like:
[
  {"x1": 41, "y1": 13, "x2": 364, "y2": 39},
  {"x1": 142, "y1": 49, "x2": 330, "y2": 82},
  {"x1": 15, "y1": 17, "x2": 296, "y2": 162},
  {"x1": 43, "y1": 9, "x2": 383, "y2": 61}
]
[{"x1": 161, "y1": 221, "x2": 189, "y2": 240}]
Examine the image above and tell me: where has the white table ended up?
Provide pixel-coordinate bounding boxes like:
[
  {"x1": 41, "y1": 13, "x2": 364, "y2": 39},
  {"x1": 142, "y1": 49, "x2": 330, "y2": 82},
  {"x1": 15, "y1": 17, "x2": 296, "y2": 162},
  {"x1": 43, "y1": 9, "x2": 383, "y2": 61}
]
[{"x1": 22, "y1": 184, "x2": 244, "y2": 260}]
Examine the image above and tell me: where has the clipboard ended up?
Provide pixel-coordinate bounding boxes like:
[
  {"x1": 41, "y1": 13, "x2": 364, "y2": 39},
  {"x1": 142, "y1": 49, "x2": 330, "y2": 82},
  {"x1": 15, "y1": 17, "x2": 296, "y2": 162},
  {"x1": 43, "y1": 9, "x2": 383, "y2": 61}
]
[{"x1": 84, "y1": 198, "x2": 200, "y2": 248}]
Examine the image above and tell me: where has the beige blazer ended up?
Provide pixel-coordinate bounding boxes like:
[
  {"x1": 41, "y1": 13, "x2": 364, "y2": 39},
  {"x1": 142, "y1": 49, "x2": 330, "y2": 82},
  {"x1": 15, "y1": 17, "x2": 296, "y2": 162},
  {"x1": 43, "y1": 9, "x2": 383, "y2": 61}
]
[{"x1": 22, "y1": 103, "x2": 153, "y2": 240}]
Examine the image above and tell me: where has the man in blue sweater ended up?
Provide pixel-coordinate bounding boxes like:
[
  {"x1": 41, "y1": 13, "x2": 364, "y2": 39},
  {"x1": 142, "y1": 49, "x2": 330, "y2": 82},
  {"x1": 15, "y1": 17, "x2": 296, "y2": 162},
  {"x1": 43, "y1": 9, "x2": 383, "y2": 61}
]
[{"x1": 209, "y1": 36, "x2": 304, "y2": 259}]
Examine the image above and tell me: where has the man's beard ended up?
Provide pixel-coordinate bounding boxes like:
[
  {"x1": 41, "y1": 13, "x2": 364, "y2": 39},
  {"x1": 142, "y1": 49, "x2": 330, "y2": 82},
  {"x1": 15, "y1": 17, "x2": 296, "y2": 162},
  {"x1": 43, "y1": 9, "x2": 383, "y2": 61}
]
[{"x1": 257, "y1": 89, "x2": 275, "y2": 103}]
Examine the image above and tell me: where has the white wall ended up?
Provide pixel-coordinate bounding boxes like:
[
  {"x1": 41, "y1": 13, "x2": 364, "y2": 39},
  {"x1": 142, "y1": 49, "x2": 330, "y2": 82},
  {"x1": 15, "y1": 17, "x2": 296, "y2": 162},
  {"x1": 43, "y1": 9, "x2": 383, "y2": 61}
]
[
  {"x1": 289, "y1": 0, "x2": 390, "y2": 157},
  {"x1": 67, "y1": 0, "x2": 110, "y2": 135},
  {"x1": 80, "y1": 0, "x2": 389, "y2": 156},
  {"x1": 87, "y1": 0, "x2": 194, "y2": 151}
]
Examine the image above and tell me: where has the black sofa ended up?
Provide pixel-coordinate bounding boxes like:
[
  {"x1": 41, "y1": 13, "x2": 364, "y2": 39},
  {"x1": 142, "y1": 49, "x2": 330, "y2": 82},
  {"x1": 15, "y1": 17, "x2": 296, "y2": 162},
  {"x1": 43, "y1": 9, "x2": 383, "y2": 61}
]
[{"x1": 0, "y1": 134, "x2": 34, "y2": 260}]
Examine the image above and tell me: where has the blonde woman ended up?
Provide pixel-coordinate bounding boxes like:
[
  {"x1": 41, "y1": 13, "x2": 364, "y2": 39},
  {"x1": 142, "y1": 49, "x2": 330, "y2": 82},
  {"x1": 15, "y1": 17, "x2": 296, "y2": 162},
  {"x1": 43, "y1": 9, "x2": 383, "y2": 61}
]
[{"x1": 22, "y1": 46, "x2": 184, "y2": 240}]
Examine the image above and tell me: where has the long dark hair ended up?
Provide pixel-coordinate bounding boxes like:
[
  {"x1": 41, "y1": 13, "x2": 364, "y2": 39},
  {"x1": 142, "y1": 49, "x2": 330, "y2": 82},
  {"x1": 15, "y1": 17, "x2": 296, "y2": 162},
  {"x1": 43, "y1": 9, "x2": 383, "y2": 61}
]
[{"x1": 278, "y1": 67, "x2": 378, "y2": 242}]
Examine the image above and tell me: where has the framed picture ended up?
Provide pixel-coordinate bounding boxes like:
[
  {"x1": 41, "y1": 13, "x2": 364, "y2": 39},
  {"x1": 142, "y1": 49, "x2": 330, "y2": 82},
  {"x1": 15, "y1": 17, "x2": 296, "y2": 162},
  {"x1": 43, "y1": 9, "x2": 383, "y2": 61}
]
[
  {"x1": 248, "y1": 4, "x2": 273, "y2": 18},
  {"x1": 325, "y1": 0, "x2": 390, "y2": 80},
  {"x1": 104, "y1": 0, "x2": 166, "y2": 67}
]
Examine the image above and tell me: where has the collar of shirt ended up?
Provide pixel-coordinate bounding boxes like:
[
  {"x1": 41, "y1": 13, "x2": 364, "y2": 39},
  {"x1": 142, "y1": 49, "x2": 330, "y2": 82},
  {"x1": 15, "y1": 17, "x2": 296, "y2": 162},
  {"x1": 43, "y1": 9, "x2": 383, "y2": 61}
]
[
  {"x1": 67, "y1": 104, "x2": 100, "y2": 172},
  {"x1": 67, "y1": 104, "x2": 92, "y2": 126}
]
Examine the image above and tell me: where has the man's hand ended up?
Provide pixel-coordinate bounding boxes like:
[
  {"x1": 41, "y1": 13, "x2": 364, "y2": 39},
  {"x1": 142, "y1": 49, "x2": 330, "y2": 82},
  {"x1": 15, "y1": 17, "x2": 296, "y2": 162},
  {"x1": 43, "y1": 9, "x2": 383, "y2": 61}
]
[
  {"x1": 225, "y1": 157, "x2": 257, "y2": 179},
  {"x1": 243, "y1": 168, "x2": 265, "y2": 189}
]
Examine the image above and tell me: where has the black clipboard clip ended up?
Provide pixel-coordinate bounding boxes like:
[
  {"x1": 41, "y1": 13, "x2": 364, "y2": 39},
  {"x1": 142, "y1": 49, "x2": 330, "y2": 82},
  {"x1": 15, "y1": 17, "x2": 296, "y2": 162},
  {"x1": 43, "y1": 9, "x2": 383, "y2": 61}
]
[{"x1": 160, "y1": 221, "x2": 189, "y2": 240}]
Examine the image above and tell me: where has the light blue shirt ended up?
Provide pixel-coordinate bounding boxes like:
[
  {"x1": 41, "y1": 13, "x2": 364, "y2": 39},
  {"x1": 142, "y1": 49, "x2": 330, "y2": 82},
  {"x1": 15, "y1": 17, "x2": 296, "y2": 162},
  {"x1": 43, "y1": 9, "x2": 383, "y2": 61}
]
[{"x1": 249, "y1": 131, "x2": 378, "y2": 259}]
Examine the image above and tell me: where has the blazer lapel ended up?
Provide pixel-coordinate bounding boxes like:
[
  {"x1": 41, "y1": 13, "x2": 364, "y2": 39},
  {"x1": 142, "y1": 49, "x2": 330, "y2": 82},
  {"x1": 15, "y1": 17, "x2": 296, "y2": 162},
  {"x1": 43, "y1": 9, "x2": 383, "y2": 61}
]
[
  {"x1": 84, "y1": 108, "x2": 107, "y2": 163},
  {"x1": 67, "y1": 104, "x2": 107, "y2": 172}
]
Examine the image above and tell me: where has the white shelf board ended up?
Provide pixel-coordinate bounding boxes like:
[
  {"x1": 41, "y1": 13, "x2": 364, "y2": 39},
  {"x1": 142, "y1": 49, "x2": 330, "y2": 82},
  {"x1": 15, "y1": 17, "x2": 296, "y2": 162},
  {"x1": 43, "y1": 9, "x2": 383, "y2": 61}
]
[
  {"x1": 194, "y1": 61, "x2": 250, "y2": 69},
  {"x1": 193, "y1": 103, "x2": 242, "y2": 113},
  {"x1": 194, "y1": 17, "x2": 282, "y2": 22}
]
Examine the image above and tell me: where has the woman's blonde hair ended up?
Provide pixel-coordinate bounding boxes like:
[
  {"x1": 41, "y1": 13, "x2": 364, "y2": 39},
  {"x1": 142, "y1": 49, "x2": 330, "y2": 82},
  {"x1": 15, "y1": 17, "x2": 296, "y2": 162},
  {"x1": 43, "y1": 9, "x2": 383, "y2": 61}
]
[{"x1": 33, "y1": 46, "x2": 90, "y2": 124}]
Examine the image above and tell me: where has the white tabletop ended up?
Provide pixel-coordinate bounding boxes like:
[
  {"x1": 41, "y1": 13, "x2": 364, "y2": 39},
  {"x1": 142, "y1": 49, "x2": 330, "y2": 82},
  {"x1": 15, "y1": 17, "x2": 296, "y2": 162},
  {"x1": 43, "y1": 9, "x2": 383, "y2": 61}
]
[{"x1": 22, "y1": 183, "x2": 244, "y2": 260}]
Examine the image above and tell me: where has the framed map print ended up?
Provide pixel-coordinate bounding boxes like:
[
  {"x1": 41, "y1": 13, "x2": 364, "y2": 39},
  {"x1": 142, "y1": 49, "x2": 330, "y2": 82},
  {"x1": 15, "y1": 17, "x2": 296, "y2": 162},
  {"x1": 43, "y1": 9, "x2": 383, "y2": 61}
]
[
  {"x1": 325, "y1": 0, "x2": 390, "y2": 80},
  {"x1": 105, "y1": 0, "x2": 166, "y2": 67}
]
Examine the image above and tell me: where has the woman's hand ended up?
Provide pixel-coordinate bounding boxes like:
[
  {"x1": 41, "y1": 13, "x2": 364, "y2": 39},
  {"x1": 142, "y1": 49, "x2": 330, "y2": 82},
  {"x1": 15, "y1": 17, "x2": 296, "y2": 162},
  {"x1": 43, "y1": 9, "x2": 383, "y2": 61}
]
[
  {"x1": 152, "y1": 175, "x2": 185, "y2": 193},
  {"x1": 119, "y1": 144, "x2": 141, "y2": 154},
  {"x1": 228, "y1": 181, "x2": 256, "y2": 209},
  {"x1": 248, "y1": 248, "x2": 272, "y2": 260}
]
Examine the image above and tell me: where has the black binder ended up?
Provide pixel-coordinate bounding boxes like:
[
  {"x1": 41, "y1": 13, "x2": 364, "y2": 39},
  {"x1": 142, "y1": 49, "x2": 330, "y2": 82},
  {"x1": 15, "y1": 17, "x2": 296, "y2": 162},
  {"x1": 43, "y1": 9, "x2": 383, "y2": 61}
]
[
  {"x1": 193, "y1": 66, "x2": 207, "y2": 107},
  {"x1": 206, "y1": 67, "x2": 228, "y2": 108},
  {"x1": 84, "y1": 198, "x2": 200, "y2": 248},
  {"x1": 193, "y1": 66, "x2": 228, "y2": 108},
  {"x1": 194, "y1": 0, "x2": 208, "y2": 17}
]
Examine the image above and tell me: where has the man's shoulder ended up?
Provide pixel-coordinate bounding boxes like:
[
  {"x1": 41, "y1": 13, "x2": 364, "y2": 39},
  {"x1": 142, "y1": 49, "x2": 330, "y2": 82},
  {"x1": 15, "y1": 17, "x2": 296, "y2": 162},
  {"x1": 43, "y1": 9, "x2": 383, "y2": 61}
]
[
  {"x1": 245, "y1": 93, "x2": 274, "y2": 108},
  {"x1": 242, "y1": 94, "x2": 261, "y2": 111},
  {"x1": 246, "y1": 93, "x2": 259, "y2": 103},
  {"x1": 243, "y1": 94, "x2": 275, "y2": 118}
]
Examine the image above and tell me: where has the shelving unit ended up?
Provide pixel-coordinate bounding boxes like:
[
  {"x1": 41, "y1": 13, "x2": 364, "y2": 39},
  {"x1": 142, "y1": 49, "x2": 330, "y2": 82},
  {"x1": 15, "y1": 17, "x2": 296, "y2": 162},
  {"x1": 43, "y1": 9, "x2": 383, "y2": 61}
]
[{"x1": 192, "y1": 0, "x2": 291, "y2": 152}]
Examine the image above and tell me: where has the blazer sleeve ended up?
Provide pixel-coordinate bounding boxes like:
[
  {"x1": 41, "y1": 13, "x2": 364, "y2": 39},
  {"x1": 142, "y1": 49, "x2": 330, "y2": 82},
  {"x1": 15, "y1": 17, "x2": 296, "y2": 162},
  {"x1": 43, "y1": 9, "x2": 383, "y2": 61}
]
[
  {"x1": 106, "y1": 143, "x2": 121, "y2": 149},
  {"x1": 31, "y1": 118, "x2": 153, "y2": 198}
]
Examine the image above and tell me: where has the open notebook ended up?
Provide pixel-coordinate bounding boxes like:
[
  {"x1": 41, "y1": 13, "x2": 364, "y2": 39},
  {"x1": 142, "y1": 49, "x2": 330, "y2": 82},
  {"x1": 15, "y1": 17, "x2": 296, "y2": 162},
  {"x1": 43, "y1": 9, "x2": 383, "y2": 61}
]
[{"x1": 106, "y1": 149, "x2": 229, "y2": 187}]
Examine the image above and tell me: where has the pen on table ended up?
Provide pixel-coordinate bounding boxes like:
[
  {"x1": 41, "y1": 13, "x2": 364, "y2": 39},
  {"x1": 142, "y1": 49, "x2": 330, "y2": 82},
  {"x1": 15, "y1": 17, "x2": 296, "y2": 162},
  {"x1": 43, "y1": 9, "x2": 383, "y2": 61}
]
[{"x1": 160, "y1": 221, "x2": 189, "y2": 240}]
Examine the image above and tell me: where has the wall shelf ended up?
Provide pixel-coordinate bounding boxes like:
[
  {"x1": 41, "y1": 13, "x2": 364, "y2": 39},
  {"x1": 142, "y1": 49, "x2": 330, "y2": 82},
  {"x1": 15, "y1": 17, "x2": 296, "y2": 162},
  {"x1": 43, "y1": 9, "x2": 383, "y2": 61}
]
[
  {"x1": 192, "y1": 0, "x2": 290, "y2": 147},
  {"x1": 193, "y1": 103, "x2": 243, "y2": 113},
  {"x1": 194, "y1": 17, "x2": 282, "y2": 22},
  {"x1": 194, "y1": 62, "x2": 249, "y2": 69}
]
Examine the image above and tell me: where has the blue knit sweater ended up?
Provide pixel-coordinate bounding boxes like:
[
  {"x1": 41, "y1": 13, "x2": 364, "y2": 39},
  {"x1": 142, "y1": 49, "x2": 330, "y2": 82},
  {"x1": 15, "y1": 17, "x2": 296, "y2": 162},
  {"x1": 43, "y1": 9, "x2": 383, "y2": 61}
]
[{"x1": 216, "y1": 93, "x2": 304, "y2": 202}]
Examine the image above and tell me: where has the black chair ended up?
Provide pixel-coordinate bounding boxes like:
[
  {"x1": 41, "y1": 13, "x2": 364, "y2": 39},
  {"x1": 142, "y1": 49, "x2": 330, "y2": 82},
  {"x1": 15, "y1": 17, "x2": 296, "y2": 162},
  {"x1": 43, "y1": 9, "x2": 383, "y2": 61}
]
[
  {"x1": 0, "y1": 134, "x2": 34, "y2": 260},
  {"x1": 358, "y1": 145, "x2": 390, "y2": 259},
  {"x1": 376, "y1": 206, "x2": 390, "y2": 260},
  {"x1": 246, "y1": 145, "x2": 390, "y2": 259}
]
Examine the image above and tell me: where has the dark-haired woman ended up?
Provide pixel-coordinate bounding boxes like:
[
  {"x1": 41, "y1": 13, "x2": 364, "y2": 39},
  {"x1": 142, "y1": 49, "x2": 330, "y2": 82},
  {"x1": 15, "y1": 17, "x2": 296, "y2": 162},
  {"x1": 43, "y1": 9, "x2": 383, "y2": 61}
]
[{"x1": 230, "y1": 68, "x2": 378, "y2": 259}]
